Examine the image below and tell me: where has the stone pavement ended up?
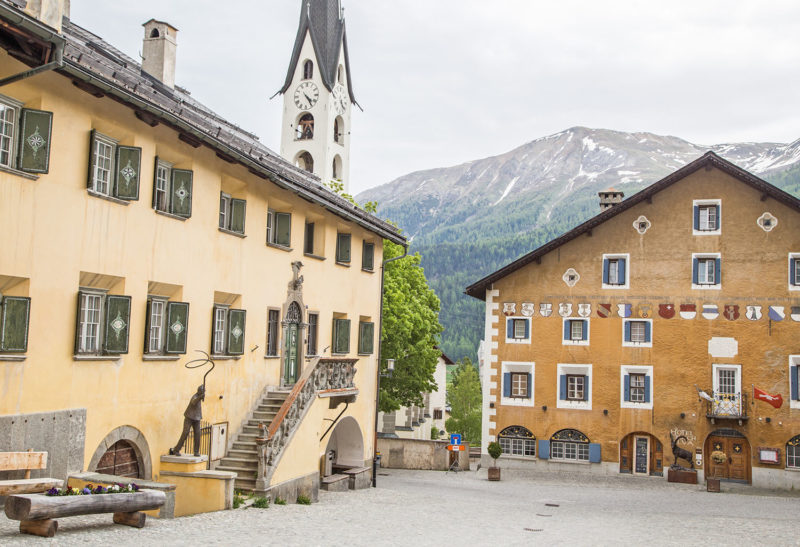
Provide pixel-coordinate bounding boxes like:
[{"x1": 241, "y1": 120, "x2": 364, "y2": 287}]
[{"x1": 1, "y1": 468, "x2": 798, "y2": 546}]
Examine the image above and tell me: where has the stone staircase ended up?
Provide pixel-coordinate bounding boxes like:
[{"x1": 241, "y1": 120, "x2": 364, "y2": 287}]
[{"x1": 215, "y1": 390, "x2": 290, "y2": 493}]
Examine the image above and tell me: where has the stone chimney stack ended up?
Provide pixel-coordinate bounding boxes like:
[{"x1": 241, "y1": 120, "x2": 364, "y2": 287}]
[
  {"x1": 141, "y1": 19, "x2": 178, "y2": 89},
  {"x1": 24, "y1": 0, "x2": 68, "y2": 32},
  {"x1": 599, "y1": 188, "x2": 624, "y2": 212}
]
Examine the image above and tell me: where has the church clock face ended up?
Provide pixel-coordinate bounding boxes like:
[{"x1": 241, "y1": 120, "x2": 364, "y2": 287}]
[
  {"x1": 293, "y1": 82, "x2": 319, "y2": 111},
  {"x1": 332, "y1": 84, "x2": 348, "y2": 115}
]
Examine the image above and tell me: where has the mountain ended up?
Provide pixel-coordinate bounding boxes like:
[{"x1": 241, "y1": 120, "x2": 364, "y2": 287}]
[{"x1": 356, "y1": 127, "x2": 800, "y2": 362}]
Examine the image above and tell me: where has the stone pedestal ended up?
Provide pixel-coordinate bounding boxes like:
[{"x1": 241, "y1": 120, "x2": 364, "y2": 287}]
[
  {"x1": 667, "y1": 468, "x2": 698, "y2": 484},
  {"x1": 159, "y1": 455, "x2": 235, "y2": 516}
]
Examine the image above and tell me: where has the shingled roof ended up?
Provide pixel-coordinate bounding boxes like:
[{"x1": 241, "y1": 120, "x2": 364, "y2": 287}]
[
  {"x1": 278, "y1": 0, "x2": 357, "y2": 106},
  {"x1": 0, "y1": 2, "x2": 398, "y2": 243},
  {"x1": 465, "y1": 151, "x2": 800, "y2": 300}
]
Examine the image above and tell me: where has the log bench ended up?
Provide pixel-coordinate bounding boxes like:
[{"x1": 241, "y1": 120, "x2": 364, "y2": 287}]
[
  {"x1": 4, "y1": 489, "x2": 166, "y2": 537},
  {"x1": 0, "y1": 451, "x2": 62, "y2": 496}
]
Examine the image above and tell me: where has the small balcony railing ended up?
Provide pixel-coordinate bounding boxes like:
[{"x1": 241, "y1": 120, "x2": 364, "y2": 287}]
[{"x1": 705, "y1": 391, "x2": 748, "y2": 423}]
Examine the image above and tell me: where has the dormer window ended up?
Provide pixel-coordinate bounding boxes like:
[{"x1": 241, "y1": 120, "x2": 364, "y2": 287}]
[{"x1": 303, "y1": 60, "x2": 313, "y2": 80}]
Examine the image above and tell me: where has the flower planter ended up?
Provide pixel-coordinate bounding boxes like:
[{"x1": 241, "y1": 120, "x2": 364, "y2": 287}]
[{"x1": 487, "y1": 467, "x2": 501, "y2": 481}]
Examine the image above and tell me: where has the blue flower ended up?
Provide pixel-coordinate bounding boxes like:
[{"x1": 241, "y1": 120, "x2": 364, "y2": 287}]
[{"x1": 82, "y1": 487, "x2": 91, "y2": 495}]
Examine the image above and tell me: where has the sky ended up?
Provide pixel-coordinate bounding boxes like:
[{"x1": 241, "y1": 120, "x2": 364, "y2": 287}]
[{"x1": 70, "y1": 1, "x2": 800, "y2": 195}]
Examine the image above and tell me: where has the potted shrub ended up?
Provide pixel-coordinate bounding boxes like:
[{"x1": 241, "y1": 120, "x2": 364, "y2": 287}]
[{"x1": 487, "y1": 441, "x2": 502, "y2": 481}]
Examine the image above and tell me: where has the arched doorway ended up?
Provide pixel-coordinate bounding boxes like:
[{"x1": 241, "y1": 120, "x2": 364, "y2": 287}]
[
  {"x1": 323, "y1": 416, "x2": 364, "y2": 475},
  {"x1": 283, "y1": 301, "x2": 302, "y2": 385},
  {"x1": 88, "y1": 426, "x2": 152, "y2": 479},
  {"x1": 704, "y1": 428, "x2": 751, "y2": 483},
  {"x1": 619, "y1": 432, "x2": 663, "y2": 476},
  {"x1": 96, "y1": 440, "x2": 140, "y2": 478}
]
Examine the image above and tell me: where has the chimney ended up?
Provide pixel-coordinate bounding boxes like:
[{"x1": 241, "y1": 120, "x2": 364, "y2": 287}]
[
  {"x1": 598, "y1": 188, "x2": 624, "y2": 211},
  {"x1": 23, "y1": 0, "x2": 67, "y2": 32},
  {"x1": 141, "y1": 19, "x2": 178, "y2": 89}
]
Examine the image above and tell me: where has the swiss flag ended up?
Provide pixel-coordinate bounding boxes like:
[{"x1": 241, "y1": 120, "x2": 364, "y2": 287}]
[{"x1": 753, "y1": 386, "x2": 783, "y2": 409}]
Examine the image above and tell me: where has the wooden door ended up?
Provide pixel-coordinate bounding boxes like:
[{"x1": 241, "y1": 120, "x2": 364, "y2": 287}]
[
  {"x1": 727, "y1": 439, "x2": 748, "y2": 481},
  {"x1": 283, "y1": 323, "x2": 299, "y2": 384},
  {"x1": 706, "y1": 435, "x2": 750, "y2": 483},
  {"x1": 95, "y1": 440, "x2": 140, "y2": 478},
  {"x1": 633, "y1": 436, "x2": 649, "y2": 475},
  {"x1": 620, "y1": 436, "x2": 632, "y2": 473}
]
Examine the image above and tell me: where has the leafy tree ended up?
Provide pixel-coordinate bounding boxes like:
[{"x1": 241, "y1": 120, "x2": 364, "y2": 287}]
[{"x1": 445, "y1": 359, "x2": 482, "y2": 444}]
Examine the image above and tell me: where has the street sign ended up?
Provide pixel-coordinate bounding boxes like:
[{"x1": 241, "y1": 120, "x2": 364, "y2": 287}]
[
  {"x1": 450, "y1": 433, "x2": 462, "y2": 446},
  {"x1": 447, "y1": 444, "x2": 465, "y2": 452}
]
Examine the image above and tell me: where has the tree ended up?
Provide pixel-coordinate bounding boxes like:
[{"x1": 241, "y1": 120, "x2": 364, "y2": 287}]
[
  {"x1": 379, "y1": 239, "x2": 443, "y2": 412},
  {"x1": 445, "y1": 359, "x2": 482, "y2": 444}
]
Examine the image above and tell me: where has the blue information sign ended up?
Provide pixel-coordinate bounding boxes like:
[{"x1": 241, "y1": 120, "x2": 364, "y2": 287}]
[{"x1": 450, "y1": 433, "x2": 462, "y2": 446}]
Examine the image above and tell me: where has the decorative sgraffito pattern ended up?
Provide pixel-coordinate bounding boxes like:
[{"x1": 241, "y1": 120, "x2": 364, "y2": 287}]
[
  {"x1": 633, "y1": 215, "x2": 651, "y2": 234},
  {"x1": 757, "y1": 212, "x2": 778, "y2": 232},
  {"x1": 562, "y1": 268, "x2": 580, "y2": 287}
]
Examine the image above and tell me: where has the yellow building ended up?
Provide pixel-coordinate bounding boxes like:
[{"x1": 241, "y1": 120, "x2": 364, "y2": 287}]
[
  {"x1": 467, "y1": 152, "x2": 800, "y2": 489},
  {"x1": 0, "y1": 1, "x2": 402, "y2": 504}
]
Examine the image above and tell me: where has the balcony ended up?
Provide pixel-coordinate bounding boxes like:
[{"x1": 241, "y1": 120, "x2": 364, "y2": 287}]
[{"x1": 705, "y1": 391, "x2": 748, "y2": 425}]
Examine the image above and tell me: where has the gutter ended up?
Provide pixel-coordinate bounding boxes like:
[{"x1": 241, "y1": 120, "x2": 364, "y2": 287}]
[
  {"x1": 372, "y1": 243, "x2": 409, "y2": 487},
  {"x1": 0, "y1": 5, "x2": 65, "y2": 87}
]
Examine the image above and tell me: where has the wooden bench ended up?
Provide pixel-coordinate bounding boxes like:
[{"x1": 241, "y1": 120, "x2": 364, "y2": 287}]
[
  {"x1": 320, "y1": 474, "x2": 349, "y2": 492},
  {"x1": 0, "y1": 451, "x2": 62, "y2": 496},
  {"x1": 5, "y1": 489, "x2": 166, "y2": 537},
  {"x1": 341, "y1": 467, "x2": 371, "y2": 490}
]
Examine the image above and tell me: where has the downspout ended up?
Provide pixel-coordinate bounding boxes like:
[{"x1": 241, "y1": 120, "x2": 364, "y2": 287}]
[
  {"x1": 0, "y1": 48, "x2": 62, "y2": 87},
  {"x1": 372, "y1": 243, "x2": 408, "y2": 487},
  {"x1": 0, "y1": 8, "x2": 65, "y2": 87}
]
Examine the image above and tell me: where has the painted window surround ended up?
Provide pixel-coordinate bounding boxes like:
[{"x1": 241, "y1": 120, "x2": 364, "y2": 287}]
[
  {"x1": 556, "y1": 363, "x2": 592, "y2": 410},
  {"x1": 788, "y1": 253, "x2": 800, "y2": 291},
  {"x1": 562, "y1": 317, "x2": 589, "y2": 346},
  {"x1": 712, "y1": 363, "x2": 741, "y2": 394},
  {"x1": 790, "y1": 355, "x2": 800, "y2": 410},
  {"x1": 505, "y1": 316, "x2": 531, "y2": 345},
  {"x1": 602, "y1": 253, "x2": 630, "y2": 289},
  {"x1": 691, "y1": 252, "x2": 721, "y2": 290},
  {"x1": 622, "y1": 318, "x2": 653, "y2": 348},
  {"x1": 501, "y1": 361, "x2": 535, "y2": 407},
  {"x1": 620, "y1": 365, "x2": 654, "y2": 410},
  {"x1": 693, "y1": 199, "x2": 721, "y2": 236}
]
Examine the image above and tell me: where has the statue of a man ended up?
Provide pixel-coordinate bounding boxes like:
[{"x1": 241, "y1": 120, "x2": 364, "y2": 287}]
[{"x1": 170, "y1": 385, "x2": 205, "y2": 457}]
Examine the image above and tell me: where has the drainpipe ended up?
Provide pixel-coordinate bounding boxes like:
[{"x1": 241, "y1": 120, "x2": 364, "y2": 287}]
[
  {"x1": 372, "y1": 243, "x2": 408, "y2": 487},
  {"x1": 0, "y1": 49, "x2": 62, "y2": 87},
  {"x1": 0, "y1": 6, "x2": 65, "y2": 87}
]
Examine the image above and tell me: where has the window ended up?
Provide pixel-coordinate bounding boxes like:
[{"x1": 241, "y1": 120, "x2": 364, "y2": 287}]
[
  {"x1": 362, "y1": 241, "x2": 375, "y2": 271},
  {"x1": 336, "y1": 233, "x2": 351, "y2": 264},
  {"x1": 505, "y1": 317, "x2": 530, "y2": 344},
  {"x1": 267, "y1": 209, "x2": 292, "y2": 247},
  {"x1": 87, "y1": 131, "x2": 141, "y2": 200},
  {"x1": 334, "y1": 117, "x2": 344, "y2": 145},
  {"x1": 557, "y1": 364, "x2": 591, "y2": 409},
  {"x1": 151, "y1": 157, "x2": 192, "y2": 218},
  {"x1": 501, "y1": 362, "x2": 535, "y2": 406},
  {"x1": 789, "y1": 254, "x2": 800, "y2": 290},
  {"x1": 0, "y1": 97, "x2": 19, "y2": 167},
  {"x1": 0, "y1": 96, "x2": 52, "y2": 174},
  {"x1": 145, "y1": 298, "x2": 189, "y2": 355},
  {"x1": 303, "y1": 59, "x2": 313, "y2": 80},
  {"x1": 296, "y1": 113, "x2": 314, "y2": 140},
  {"x1": 546, "y1": 429, "x2": 593, "y2": 463},
  {"x1": 212, "y1": 305, "x2": 246, "y2": 356},
  {"x1": 623, "y1": 319, "x2": 652, "y2": 347},
  {"x1": 219, "y1": 192, "x2": 246, "y2": 234},
  {"x1": 0, "y1": 295, "x2": 30, "y2": 353},
  {"x1": 265, "y1": 309, "x2": 280, "y2": 357},
  {"x1": 790, "y1": 356, "x2": 800, "y2": 409},
  {"x1": 433, "y1": 409, "x2": 443, "y2": 420},
  {"x1": 621, "y1": 366, "x2": 653, "y2": 409},
  {"x1": 602, "y1": 254, "x2": 629, "y2": 288},
  {"x1": 562, "y1": 318, "x2": 589, "y2": 345},
  {"x1": 307, "y1": 312, "x2": 318, "y2": 356},
  {"x1": 296, "y1": 151, "x2": 314, "y2": 173},
  {"x1": 787, "y1": 435, "x2": 800, "y2": 469},
  {"x1": 567, "y1": 375, "x2": 584, "y2": 401},
  {"x1": 710, "y1": 363, "x2": 742, "y2": 417},
  {"x1": 332, "y1": 317, "x2": 350, "y2": 354},
  {"x1": 74, "y1": 290, "x2": 131, "y2": 356},
  {"x1": 692, "y1": 254, "x2": 721, "y2": 288},
  {"x1": 693, "y1": 200, "x2": 721, "y2": 234},
  {"x1": 629, "y1": 374, "x2": 645, "y2": 402},
  {"x1": 304, "y1": 222, "x2": 315, "y2": 255},
  {"x1": 511, "y1": 372, "x2": 528, "y2": 397},
  {"x1": 498, "y1": 426, "x2": 536, "y2": 458},
  {"x1": 358, "y1": 321, "x2": 374, "y2": 355}
]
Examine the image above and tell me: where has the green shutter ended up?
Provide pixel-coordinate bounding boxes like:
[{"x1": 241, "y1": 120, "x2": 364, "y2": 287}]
[
  {"x1": 362, "y1": 242, "x2": 374, "y2": 271},
  {"x1": 336, "y1": 233, "x2": 351, "y2": 263},
  {"x1": 358, "y1": 321, "x2": 374, "y2": 354},
  {"x1": 74, "y1": 291, "x2": 84, "y2": 354},
  {"x1": 230, "y1": 199, "x2": 246, "y2": 234},
  {"x1": 169, "y1": 168, "x2": 193, "y2": 218},
  {"x1": 165, "y1": 301, "x2": 189, "y2": 354},
  {"x1": 333, "y1": 318, "x2": 350, "y2": 353},
  {"x1": 276, "y1": 212, "x2": 291, "y2": 246},
  {"x1": 143, "y1": 298, "x2": 153, "y2": 353},
  {"x1": 103, "y1": 295, "x2": 131, "y2": 354},
  {"x1": 114, "y1": 145, "x2": 141, "y2": 200},
  {"x1": 18, "y1": 108, "x2": 52, "y2": 173},
  {"x1": 0, "y1": 296, "x2": 31, "y2": 352},
  {"x1": 227, "y1": 309, "x2": 246, "y2": 355},
  {"x1": 87, "y1": 130, "x2": 98, "y2": 189},
  {"x1": 152, "y1": 156, "x2": 160, "y2": 209},
  {"x1": 304, "y1": 222, "x2": 315, "y2": 254}
]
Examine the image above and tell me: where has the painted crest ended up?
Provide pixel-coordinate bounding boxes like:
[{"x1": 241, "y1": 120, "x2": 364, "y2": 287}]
[
  {"x1": 658, "y1": 304, "x2": 675, "y2": 319},
  {"x1": 723, "y1": 305, "x2": 739, "y2": 321},
  {"x1": 768, "y1": 306, "x2": 785, "y2": 322},
  {"x1": 502, "y1": 302, "x2": 516, "y2": 317},
  {"x1": 702, "y1": 303, "x2": 719, "y2": 320},
  {"x1": 617, "y1": 303, "x2": 632, "y2": 318},
  {"x1": 559, "y1": 303, "x2": 573, "y2": 318},
  {"x1": 578, "y1": 303, "x2": 591, "y2": 318},
  {"x1": 745, "y1": 305, "x2": 762, "y2": 321},
  {"x1": 597, "y1": 303, "x2": 612, "y2": 318},
  {"x1": 521, "y1": 302, "x2": 535, "y2": 317},
  {"x1": 539, "y1": 303, "x2": 553, "y2": 318},
  {"x1": 639, "y1": 304, "x2": 651, "y2": 318},
  {"x1": 791, "y1": 306, "x2": 800, "y2": 322},
  {"x1": 679, "y1": 304, "x2": 696, "y2": 320}
]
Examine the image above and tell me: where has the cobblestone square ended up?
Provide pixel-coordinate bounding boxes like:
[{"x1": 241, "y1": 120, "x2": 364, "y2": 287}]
[{"x1": 2, "y1": 468, "x2": 798, "y2": 546}]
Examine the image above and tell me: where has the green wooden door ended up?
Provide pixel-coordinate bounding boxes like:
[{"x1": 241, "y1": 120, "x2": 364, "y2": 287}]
[{"x1": 284, "y1": 323, "x2": 299, "y2": 385}]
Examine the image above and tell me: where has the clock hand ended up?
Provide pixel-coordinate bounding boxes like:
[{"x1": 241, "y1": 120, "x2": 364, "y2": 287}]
[{"x1": 304, "y1": 93, "x2": 313, "y2": 103}]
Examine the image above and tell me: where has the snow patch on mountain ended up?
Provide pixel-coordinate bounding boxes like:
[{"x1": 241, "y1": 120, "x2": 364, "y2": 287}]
[{"x1": 494, "y1": 176, "x2": 520, "y2": 206}]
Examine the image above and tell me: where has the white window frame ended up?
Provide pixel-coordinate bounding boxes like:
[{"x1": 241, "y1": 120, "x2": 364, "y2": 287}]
[
  {"x1": 556, "y1": 363, "x2": 592, "y2": 410},
  {"x1": 712, "y1": 363, "x2": 741, "y2": 395},
  {"x1": 620, "y1": 365, "x2": 653, "y2": 409},
  {"x1": 0, "y1": 94, "x2": 21, "y2": 169},
  {"x1": 77, "y1": 289, "x2": 106, "y2": 354},
  {"x1": 219, "y1": 192, "x2": 231, "y2": 230},
  {"x1": 146, "y1": 296, "x2": 168, "y2": 354},
  {"x1": 550, "y1": 440, "x2": 590, "y2": 463},
  {"x1": 693, "y1": 199, "x2": 721, "y2": 235},
  {"x1": 505, "y1": 316, "x2": 531, "y2": 345},
  {"x1": 602, "y1": 253, "x2": 630, "y2": 289},
  {"x1": 692, "y1": 252, "x2": 721, "y2": 290},
  {"x1": 212, "y1": 305, "x2": 228, "y2": 356},
  {"x1": 790, "y1": 355, "x2": 800, "y2": 410},
  {"x1": 155, "y1": 159, "x2": 172, "y2": 212},
  {"x1": 498, "y1": 430, "x2": 536, "y2": 459},
  {"x1": 622, "y1": 318, "x2": 653, "y2": 348},
  {"x1": 787, "y1": 442, "x2": 800, "y2": 469},
  {"x1": 501, "y1": 361, "x2": 535, "y2": 408},
  {"x1": 562, "y1": 317, "x2": 589, "y2": 346},
  {"x1": 91, "y1": 133, "x2": 118, "y2": 196},
  {"x1": 788, "y1": 254, "x2": 800, "y2": 291}
]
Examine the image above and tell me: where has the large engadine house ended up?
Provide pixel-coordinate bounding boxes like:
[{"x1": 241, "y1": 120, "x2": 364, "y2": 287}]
[
  {"x1": 0, "y1": 0, "x2": 401, "y2": 504},
  {"x1": 467, "y1": 152, "x2": 800, "y2": 490}
]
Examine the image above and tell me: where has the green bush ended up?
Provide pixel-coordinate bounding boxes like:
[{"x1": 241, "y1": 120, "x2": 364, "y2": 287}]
[
  {"x1": 487, "y1": 441, "x2": 502, "y2": 462},
  {"x1": 252, "y1": 496, "x2": 269, "y2": 509},
  {"x1": 297, "y1": 494, "x2": 312, "y2": 505},
  {"x1": 274, "y1": 497, "x2": 287, "y2": 506},
  {"x1": 233, "y1": 492, "x2": 245, "y2": 509},
  {"x1": 430, "y1": 427, "x2": 439, "y2": 440}
]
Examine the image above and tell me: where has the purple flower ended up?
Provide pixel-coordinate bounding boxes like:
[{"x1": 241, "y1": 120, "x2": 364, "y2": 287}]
[
  {"x1": 82, "y1": 487, "x2": 91, "y2": 495},
  {"x1": 131, "y1": 483, "x2": 140, "y2": 492},
  {"x1": 45, "y1": 488, "x2": 59, "y2": 496}
]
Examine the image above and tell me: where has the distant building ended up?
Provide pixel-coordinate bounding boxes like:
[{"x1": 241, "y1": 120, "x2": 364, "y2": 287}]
[{"x1": 467, "y1": 152, "x2": 800, "y2": 489}]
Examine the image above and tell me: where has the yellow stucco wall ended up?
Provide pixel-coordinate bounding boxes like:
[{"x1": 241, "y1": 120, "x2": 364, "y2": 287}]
[
  {"x1": 0, "y1": 51, "x2": 382, "y2": 483},
  {"x1": 488, "y1": 166, "x2": 800, "y2": 478}
]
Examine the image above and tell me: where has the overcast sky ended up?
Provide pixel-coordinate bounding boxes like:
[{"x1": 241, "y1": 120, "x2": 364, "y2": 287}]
[{"x1": 71, "y1": 1, "x2": 800, "y2": 195}]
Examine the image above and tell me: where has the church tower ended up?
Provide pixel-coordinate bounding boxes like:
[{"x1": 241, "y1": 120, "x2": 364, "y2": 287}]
[{"x1": 278, "y1": 0, "x2": 357, "y2": 193}]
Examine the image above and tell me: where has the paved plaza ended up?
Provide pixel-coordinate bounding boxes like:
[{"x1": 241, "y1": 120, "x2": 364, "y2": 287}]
[{"x1": 1, "y1": 468, "x2": 798, "y2": 546}]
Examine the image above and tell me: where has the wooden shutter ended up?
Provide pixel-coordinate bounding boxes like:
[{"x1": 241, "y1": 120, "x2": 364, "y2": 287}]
[
  {"x1": 791, "y1": 365, "x2": 799, "y2": 400},
  {"x1": 74, "y1": 291, "x2": 84, "y2": 354},
  {"x1": 588, "y1": 443, "x2": 602, "y2": 463},
  {"x1": 358, "y1": 321, "x2": 374, "y2": 354},
  {"x1": 623, "y1": 374, "x2": 631, "y2": 402},
  {"x1": 526, "y1": 373, "x2": 532, "y2": 399},
  {"x1": 304, "y1": 223, "x2": 315, "y2": 254},
  {"x1": 336, "y1": 233, "x2": 351, "y2": 263},
  {"x1": 502, "y1": 372, "x2": 511, "y2": 397},
  {"x1": 618, "y1": 258, "x2": 626, "y2": 284},
  {"x1": 624, "y1": 321, "x2": 632, "y2": 342},
  {"x1": 0, "y1": 296, "x2": 31, "y2": 352},
  {"x1": 18, "y1": 108, "x2": 52, "y2": 173},
  {"x1": 166, "y1": 302, "x2": 189, "y2": 354},
  {"x1": 143, "y1": 299, "x2": 153, "y2": 353},
  {"x1": 559, "y1": 375, "x2": 567, "y2": 399},
  {"x1": 792, "y1": 259, "x2": 797, "y2": 286},
  {"x1": 693, "y1": 205, "x2": 700, "y2": 230},
  {"x1": 114, "y1": 145, "x2": 141, "y2": 200},
  {"x1": 87, "y1": 129, "x2": 99, "y2": 189},
  {"x1": 362, "y1": 242, "x2": 375, "y2": 271},
  {"x1": 170, "y1": 169, "x2": 193, "y2": 218},
  {"x1": 333, "y1": 318, "x2": 350, "y2": 353},
  {"x1": 276, "y1": 212, "x2": 291, "y2": 246},
  {"x1": 583, "y1": 375, "x2": 590, "y2": 401},
  {"x1": 103, "y1": 295, "x2": 132, "y2": 354},
  {"x1": 581, "y1": 320, "x2": 588, "y2": 341},
  {"x1": 715, "y1": 258, "x2": 721, "y2": 285},
  {"x1": 644, "y1": 375, "x2": 651, "y2": 403},
  {"x1": 692, "y1": 258, "x2": 699, "y2": 284},
  {"x1": 226, "y1": 309, "x2": 246, "y2": 355},
  {"x1": 563, "y1": 321, "x2": 570, "y2": 341},
  {"x1": 524, "y1": 319, "x2": 530, "y2": 339},
  {"x1": 507, "y1": 319, "x2": 514, "y2": 339},
  {"x1": 714, "y1": 205, "x2": 720, "y2": 229},
  {"x1": 602, "y1": 258, "x2": 609, "y2": 284},
  {"x1": 538, "y1": 440, "x2": 550, "y2": 459},
  {"x1": 152, "y1": 157, "x2": 161, "y2": 209},
  {"x1": 230, "y1": 199, "x2": 246, "y2": 234},
  {"x1": 266, "y1": 210, "x2": 273, "y2": 244},
  {"x1": 644, "y1": 321, "x2": 651, "y2": 343}
]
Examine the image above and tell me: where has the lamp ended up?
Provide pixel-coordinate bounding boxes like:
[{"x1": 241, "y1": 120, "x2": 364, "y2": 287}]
[{"x1": 381, "y1": 359, "x2": 394, "y2": 379}]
